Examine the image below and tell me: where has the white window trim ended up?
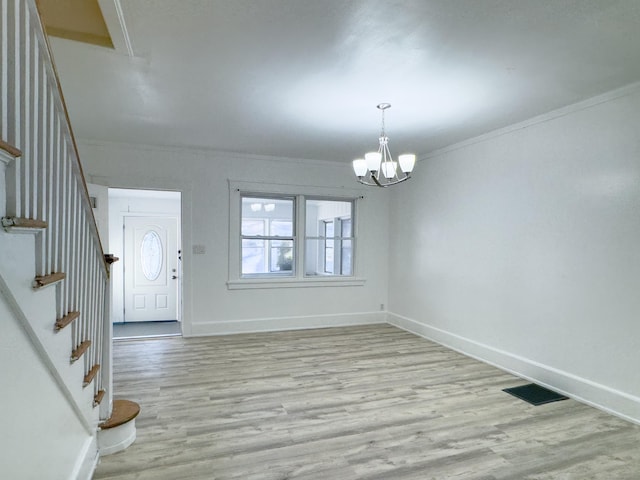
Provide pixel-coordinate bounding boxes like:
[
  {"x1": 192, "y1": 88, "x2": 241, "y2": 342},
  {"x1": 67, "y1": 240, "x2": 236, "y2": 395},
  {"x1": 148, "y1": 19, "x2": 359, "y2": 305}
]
[{"x1": 228, "y1": 180, "x2": 366, "y2": 290}]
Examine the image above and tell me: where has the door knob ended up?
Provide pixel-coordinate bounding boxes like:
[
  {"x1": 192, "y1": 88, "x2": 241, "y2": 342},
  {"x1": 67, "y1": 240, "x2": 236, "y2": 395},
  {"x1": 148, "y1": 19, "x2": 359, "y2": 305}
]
[{"x1": 171, "y1": 275, "x2": 178, "y2": 279}]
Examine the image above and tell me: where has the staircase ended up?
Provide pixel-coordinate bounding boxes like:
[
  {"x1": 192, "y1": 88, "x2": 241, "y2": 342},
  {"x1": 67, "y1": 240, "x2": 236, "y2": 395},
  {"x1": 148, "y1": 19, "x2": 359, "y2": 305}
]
[{"x1": 0, "y1": 1, "x2": 121, "y2": 478}]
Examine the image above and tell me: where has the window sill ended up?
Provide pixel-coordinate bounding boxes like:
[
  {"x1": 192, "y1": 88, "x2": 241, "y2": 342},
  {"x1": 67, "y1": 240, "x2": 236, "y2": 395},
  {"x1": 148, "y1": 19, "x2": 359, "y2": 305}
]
[{"x1": 227, "y1": 277, "x2": 366, "y2": 290}]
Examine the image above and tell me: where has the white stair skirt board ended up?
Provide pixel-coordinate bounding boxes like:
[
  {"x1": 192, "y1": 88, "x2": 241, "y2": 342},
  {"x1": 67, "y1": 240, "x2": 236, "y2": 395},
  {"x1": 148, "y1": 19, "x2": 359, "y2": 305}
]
[{"x1": 98, "y1": 420, "x2": 137, "y2": 456}]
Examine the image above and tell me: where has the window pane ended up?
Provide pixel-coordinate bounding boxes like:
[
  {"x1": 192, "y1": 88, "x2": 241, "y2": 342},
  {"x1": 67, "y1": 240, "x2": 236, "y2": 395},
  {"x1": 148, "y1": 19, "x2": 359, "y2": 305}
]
[
  {"x1": 306, "y1": 199, "x2": 352, "y2": 234},
  {"x1": 323, "y1": 220, "x2": 334, "y2": 273},
  {"x1": 341, "y1": 239, "x2": 352, "y2": 275},
  {"x1": 242, "y1": 196, "x2": 294, "y2": 236},
  {"x1": 241, "y1": 240, "x2": 266, "y2": 274},
  {"x1": 324, "y1": 240, "x2": 334, "y2": 274},
  {"x1": 271, "y1": 219, "x2": 293, "y2": 237},
  {"x1": 242, "y1": 219, "x2": 265, "y2": 236},
  {"x1": 341, "y1": 219, "x2": 352, "y2": 237},
  {"x1": 325, "y1": 221, "x2": 334, "y2": 238},
  {"x1": 270, "y1": 241, "x2": 293, "y2": 272},
  {"x1": 140, "y1": 230, "x2": 163, "y2": 281}
]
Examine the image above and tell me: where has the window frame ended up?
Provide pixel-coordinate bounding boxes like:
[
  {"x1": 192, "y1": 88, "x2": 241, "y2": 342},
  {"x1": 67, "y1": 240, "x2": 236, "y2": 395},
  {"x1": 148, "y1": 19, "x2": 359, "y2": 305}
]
[
  {"x1": 240, "y1": 195, "x2": 295, "y2": 277},
  {"x1": 228, "y1": 180, "x2": 366, "y2": 289}
]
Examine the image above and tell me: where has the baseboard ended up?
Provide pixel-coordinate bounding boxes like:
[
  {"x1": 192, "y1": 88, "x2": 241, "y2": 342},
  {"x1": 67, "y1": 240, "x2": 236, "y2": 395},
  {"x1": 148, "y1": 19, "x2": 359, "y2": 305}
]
[
  {"x1": 387, "y1": 312, "x2": 640, "y2": 426},
  {"x1": 189, "y1": 312, "x2": 386, "y2": 336},
  {"x1": 72, "y1": 435, "x2": 98, "y2": 480}
]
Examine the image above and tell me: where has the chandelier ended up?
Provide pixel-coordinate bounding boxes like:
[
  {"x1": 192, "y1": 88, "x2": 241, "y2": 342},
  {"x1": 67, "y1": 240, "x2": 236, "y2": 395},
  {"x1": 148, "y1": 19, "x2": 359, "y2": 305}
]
[{"x1": 352, "y1": 103, "x2": 416, "y2": 187}]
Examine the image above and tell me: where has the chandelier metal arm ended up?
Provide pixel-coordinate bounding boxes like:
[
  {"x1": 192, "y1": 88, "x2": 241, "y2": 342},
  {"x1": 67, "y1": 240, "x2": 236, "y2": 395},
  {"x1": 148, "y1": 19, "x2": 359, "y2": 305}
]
[{"x1": 355, "y1": 174, "x2": 411, "y2": 188}]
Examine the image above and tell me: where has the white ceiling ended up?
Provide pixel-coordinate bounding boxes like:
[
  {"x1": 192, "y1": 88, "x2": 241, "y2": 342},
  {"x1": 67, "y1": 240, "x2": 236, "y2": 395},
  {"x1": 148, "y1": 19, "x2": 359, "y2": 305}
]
[{"x1": 49, "y1": 0, "x2": 640, "y2": 163}]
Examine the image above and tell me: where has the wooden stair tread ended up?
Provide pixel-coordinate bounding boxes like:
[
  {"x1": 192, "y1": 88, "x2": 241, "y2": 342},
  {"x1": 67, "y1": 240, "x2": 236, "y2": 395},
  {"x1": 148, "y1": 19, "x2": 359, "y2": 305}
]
[
  {"x1": 94, "y1": 389, "x2": 106, "y2": 407},
  {"x1": 71, "y1": 340, "x2": 91, "y2": 362},
  {"x1": 99, "y1": 399, "x2": 140, "y2": 430},
  {"x1": 55, "y1": 311, "x2": 79, "y2": 331},
  {"x1": 83, "y1": 364, "x2": 100, "y2": 387},
  {"x1": 34, "y1": 272, "x2": 65, "y2": 288},
  {"x1": 2, "y1": 216, "x2": 48, "y2": 230},
  {"x1": 0, "y1": 139, "x2": 21, "y2": 157}
]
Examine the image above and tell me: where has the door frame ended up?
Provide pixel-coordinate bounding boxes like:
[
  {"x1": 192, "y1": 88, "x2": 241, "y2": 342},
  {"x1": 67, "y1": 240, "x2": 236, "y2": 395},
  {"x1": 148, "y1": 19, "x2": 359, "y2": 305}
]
[{"x1": 107, "y1": 188, "x2": 183, "y2": 334}]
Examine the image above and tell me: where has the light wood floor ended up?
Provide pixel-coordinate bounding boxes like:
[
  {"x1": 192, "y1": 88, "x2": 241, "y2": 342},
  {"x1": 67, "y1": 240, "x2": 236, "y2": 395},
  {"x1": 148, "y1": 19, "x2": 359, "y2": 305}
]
[{"x1": 94, "y1": 324, "x2": 640, "y2": 479}]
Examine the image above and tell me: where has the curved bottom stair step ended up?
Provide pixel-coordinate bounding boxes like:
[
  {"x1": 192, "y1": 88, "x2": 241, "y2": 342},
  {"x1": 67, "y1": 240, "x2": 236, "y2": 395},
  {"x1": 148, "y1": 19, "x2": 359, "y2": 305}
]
[{"x1": 98, "y1": 399, "x2": 141, "y2": 456}]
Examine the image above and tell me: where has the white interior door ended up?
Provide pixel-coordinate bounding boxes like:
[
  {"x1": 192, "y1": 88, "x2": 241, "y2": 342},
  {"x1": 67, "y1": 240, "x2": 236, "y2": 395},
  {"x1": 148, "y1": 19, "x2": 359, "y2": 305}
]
[{"x1": 124, "y1": 216, "x2": 178, "y2": 322}]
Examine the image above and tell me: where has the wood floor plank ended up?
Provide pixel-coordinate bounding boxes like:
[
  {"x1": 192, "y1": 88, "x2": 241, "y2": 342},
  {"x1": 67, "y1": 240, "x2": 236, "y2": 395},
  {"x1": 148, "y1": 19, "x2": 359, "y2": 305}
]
[{"x1": 94, "y1": 324, "x2": 640, "y2": 479}]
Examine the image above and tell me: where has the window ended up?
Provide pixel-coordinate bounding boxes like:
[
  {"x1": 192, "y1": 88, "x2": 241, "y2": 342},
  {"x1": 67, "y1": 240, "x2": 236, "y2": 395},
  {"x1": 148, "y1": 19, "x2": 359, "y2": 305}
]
[
  {"x1": 304, "y1": 198, "x2": 353, "y2": 277},
  {"x1": 241, "y1": 196, "x2": 294, "y2": 276},
  {"x1": 230, "y1": 182, "x2": 362, "y2": 288}
]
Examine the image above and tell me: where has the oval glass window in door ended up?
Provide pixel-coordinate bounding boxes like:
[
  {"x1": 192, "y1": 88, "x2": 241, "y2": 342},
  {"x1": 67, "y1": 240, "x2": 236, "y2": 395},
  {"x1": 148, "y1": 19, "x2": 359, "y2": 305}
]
[{"x1": 141, "y1": 230, "x2": 163, "y2": 281}]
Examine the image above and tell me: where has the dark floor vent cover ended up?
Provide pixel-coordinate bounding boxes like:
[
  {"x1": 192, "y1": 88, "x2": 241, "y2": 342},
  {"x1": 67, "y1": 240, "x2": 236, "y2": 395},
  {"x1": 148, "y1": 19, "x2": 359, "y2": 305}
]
[{"x1": 503, "y1": 383, "x2": 568, "y2": 406}]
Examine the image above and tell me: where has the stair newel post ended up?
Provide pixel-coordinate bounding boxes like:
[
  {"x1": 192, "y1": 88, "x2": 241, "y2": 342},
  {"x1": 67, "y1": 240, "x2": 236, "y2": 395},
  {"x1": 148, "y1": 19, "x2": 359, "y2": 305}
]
[
  {"x1": 92, "y1": 261, "x2": 101, "y2": 397},
  {"x1": 100, "y1": 254, "x2": 118, "y2": 420}
]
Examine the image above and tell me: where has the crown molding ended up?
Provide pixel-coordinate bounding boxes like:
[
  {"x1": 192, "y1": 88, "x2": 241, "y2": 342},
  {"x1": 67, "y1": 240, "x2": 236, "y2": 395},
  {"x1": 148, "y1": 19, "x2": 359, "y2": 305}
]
[
  {"x1": 77, "y1": 138, "x2": 352, "y2": 169},
  {"x1": 423, "y1": 81, "x2": 640, "y2": 161}
]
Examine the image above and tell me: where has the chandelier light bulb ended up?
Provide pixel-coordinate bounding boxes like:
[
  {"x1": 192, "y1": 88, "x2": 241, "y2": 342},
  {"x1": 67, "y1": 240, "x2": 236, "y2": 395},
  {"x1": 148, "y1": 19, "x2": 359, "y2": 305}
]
[
  {"x1": 381, "y1": 161, "x2": 397, "y2": 179},
  {"x1": 398, "y1": 154, "x2": 416, "y2": 173},
  {"x1": 364, "y1": 152, "x2": 382, "y2": 172},
  {"x1": 353, "y1": 159, "x2": 367, "y2": 177}
]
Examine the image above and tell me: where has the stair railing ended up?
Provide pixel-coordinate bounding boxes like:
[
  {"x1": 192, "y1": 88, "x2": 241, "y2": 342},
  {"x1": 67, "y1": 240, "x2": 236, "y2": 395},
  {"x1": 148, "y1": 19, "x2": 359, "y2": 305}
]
[{"x1": 1, "y1": 0, "x2": 110, "y2": 418}]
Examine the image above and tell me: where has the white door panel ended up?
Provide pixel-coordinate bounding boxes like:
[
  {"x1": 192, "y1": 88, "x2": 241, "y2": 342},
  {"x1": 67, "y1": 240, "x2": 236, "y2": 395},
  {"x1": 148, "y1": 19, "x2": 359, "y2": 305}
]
[{"x1": 124, "y1": 216, "x2": 178, "y2": 322}]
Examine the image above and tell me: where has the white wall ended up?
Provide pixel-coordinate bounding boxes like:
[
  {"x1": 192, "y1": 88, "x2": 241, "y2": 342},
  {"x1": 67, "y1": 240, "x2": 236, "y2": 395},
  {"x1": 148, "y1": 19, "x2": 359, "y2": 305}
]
[
  {"x1": 387, "y1": 84, "x2": 640, "y2": 423},
  {"x1": 87, "y1": 183, "x2": 110, "y2": 251},
  {"x1": 78, "y1": 142, "x2": 389, "y2": 335}
]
